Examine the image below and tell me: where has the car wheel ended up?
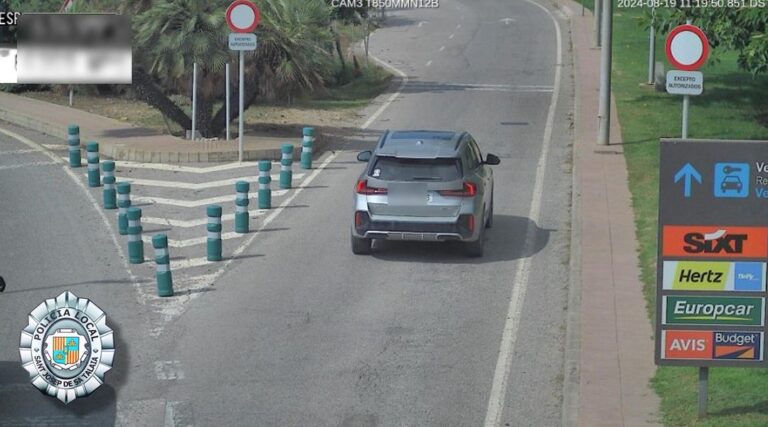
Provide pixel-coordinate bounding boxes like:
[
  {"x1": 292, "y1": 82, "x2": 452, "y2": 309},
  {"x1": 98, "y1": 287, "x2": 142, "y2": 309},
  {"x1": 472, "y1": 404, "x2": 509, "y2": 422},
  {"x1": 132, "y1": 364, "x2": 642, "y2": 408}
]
[
  {"x1": 485, "y1": 197, "x2": 494, "y2": 229},
  {"x1": 351, "y1": 234, "x2": 372, "y2": 255},
  {"x1": 464, "y1": 218, "x2": 485, "y2": 258},
  {"x1": 0, "y1": 276, "x2": 5, "y2": 292}
]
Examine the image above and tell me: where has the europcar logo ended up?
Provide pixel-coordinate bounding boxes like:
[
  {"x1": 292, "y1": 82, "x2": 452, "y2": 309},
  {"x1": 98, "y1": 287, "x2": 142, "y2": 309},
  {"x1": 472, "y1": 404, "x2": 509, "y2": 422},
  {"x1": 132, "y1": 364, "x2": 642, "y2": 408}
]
[
  {"x1": 663, "y1": 296, "x2": 764, "y2": 326},
  {"x1": 662, "y1": 226, "x2": 768, "y2": 258},
  {"x1": 19, "y1": 291, "x2": 114, "y2": 404},
  {"x1": 662, "y1": 261, "x2": 766, "y2": 291}
]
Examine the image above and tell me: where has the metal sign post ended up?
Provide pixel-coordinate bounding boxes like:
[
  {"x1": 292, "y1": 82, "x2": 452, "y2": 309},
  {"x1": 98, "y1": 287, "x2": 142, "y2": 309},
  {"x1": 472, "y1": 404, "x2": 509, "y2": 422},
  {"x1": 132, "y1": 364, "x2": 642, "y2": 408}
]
[
  {"x1": 191, "y1": 62, "x2": 197, "y2": 140},
  {"x1": 226, "y1": 0, "x2": 260, "y2": 162},
  {"x1": 226, "y1": 63, "x2": 231, "y2": 141}
]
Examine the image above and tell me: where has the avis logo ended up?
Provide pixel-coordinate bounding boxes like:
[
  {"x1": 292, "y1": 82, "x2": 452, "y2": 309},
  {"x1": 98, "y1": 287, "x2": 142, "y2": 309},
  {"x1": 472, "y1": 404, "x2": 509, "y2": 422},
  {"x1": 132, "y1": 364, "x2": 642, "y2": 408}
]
[{"x1": 683, "y1": 229, "x2": 747, "y2": 254}]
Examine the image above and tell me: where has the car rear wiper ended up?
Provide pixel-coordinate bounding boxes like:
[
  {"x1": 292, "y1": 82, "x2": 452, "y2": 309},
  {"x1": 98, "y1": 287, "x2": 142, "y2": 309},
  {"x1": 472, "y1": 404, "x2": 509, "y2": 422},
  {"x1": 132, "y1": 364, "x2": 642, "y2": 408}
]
[{"x1": 411, "y1": 176, "x2": 442, "y2": 181}]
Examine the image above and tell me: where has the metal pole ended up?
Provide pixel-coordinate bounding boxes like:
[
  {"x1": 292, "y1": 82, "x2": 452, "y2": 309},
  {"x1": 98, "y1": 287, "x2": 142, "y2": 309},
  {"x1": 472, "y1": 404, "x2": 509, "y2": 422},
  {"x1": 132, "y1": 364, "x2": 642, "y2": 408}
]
[
  {"x1": 647, "y1": 9, "x2": 656, "y2": 85},
  {"x1": 682, "y1": 95, "x2": 689, "y2": 138},
  {"x1": 226, "y1": 63, "x2": 231, "y2": 142},
  {"x1": 192, "y1": 62, "x2": 197, "y2": 140},
  {"x1": 69, "y1": 87, "x2": 73, "y2": 106},
  {"x1": 238, "y1": 50, "x2": 244, "y2": 162},
  {"x1": 597, "y1": 0, "x2": 613, "y2": 145},
  {"x1": 594, "y1": 0, "x2": 602, "y2": 47},
  {"x1": 698, "y1": 367, "x2": 708, "y2": 418}
]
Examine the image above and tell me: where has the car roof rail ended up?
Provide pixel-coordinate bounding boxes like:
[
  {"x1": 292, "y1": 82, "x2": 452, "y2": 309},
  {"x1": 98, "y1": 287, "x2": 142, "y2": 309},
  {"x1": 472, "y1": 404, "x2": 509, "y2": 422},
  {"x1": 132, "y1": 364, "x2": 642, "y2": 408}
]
[{"x1": 377, "y1": 130, "x2": 390, "y2": 149}]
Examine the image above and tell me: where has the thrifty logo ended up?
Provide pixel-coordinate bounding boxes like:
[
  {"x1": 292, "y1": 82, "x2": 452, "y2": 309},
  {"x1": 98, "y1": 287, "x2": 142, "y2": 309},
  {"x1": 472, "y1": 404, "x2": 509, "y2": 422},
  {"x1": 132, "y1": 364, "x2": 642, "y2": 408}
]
[
  {"x1": 663, "y1": 296, "x2": 764, "y2": 326},
  {"x1": 662, "y1": 226, "x2": 768, "y2": 258},
  {"x1": 662, "y1": 261, "x2": 766, "y2": 291}
]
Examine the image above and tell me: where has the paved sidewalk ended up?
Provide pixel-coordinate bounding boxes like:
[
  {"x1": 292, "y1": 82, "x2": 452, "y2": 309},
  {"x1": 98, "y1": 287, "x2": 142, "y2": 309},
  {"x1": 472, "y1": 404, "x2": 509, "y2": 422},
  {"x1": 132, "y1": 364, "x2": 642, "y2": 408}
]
[
  {"x1": 0, "y1": 91, "x2": 325, "y2": 163},
  {"x1": 560, "y1": 2, "x2": 662, "y2": 426}
]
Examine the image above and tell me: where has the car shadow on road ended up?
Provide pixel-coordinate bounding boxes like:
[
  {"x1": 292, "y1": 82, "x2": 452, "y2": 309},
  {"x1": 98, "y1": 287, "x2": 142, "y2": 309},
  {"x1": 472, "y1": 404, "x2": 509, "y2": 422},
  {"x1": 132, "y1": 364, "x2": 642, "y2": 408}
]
[
  {"x1": 0, "y1": 360, "x2": 117, "y2": 425},
  {"x1": 370, "y1": 214, "x2": 550, "y2": 264}
]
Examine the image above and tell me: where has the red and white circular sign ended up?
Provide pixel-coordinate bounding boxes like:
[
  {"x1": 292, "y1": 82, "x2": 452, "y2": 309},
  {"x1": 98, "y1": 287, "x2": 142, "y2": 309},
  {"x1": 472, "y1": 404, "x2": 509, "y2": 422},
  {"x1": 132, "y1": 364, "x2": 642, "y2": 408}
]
[
  {"x1": 226, "y1": 0, "x2": 261, "y2": 33},
  {"x1": 665, "y1": 24, "x2": 709, "y2": 71}
]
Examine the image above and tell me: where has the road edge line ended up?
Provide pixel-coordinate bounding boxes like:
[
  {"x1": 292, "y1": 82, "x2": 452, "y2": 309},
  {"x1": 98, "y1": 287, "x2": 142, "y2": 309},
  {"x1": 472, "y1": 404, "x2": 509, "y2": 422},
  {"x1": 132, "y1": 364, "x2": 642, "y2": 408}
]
[
  {"x1": 363, "y1": 54, "x2": 409, "y2": 130},
  {"x1": 483, "y1": 1, "x2": 564, "y2": 425},
  {"x1": 0, "y1": 125, "x2": 141, "y2": 294}
]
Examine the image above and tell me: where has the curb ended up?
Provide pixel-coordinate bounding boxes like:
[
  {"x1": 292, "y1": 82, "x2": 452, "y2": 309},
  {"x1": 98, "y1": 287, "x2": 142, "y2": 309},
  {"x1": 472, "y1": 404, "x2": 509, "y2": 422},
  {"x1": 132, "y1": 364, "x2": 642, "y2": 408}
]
[{"x1": 0, "y1": 98, "x2": 328, "y2": 164}]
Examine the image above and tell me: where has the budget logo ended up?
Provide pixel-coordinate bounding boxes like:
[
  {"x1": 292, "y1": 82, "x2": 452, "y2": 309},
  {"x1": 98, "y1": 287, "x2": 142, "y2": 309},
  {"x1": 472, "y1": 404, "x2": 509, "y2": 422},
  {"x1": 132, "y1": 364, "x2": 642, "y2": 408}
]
[
  {"x1": 662, "y1": 226, "x2": 768, "y2": 258},
  {"x1": 662, "y1": 261, "x2": 766, "y2": 291},
  {"x1": 662, "y1": 330, "x2": 713, "y2": 360},
  {"x1": 714, "y1": 331, "x2": 763, "y2": 360},
  {"x1": 663, "y1": 296, "x2": 764, "y2": 326},
  {"x1": 19, "y1": 291, "x2": 114, "y2": 404}
]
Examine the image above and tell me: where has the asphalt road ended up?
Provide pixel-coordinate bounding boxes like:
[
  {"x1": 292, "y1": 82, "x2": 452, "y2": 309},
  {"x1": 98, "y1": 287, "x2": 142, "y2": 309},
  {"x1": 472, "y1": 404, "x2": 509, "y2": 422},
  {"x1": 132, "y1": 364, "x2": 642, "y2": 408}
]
[
  {"x1": 154, "y1": 1, "x2": 575, "y2": 425},
  {"x1": 0, "y1": 0, "x2": 575, "y2": 425}
]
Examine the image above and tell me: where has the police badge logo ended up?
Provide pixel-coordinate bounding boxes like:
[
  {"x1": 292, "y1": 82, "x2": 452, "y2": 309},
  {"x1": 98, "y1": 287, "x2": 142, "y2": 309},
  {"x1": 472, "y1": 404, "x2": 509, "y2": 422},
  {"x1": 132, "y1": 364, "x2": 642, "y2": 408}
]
[{"x1": 18, "y1": 291, "x2": 114, "y2": 404}]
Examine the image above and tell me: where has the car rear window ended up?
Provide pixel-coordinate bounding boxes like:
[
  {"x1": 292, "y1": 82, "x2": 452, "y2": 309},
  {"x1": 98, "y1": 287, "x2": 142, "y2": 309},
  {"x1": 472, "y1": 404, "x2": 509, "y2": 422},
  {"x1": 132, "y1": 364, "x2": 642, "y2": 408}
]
[{"x1": 370, "y1": 157, "x2": 461, "y2": 181}]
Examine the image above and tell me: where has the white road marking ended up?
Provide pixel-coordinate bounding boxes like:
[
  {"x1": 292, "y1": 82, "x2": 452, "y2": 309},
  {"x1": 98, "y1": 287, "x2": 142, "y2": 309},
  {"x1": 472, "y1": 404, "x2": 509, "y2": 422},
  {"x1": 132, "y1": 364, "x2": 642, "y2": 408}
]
[
  {"x1": 0, "y1": 148, "x2": 37, "y2": 155},
  {"x1": 0, "y1": 127, "x2": 142, "y2": 299},
  {"x1": 142, "y1": 210, "x2": 267, "y2": 228},
  {"x1": 418, "y1": 20, "x2": 428, "y2": 27},
  {"x1": 500, "y1": 18, "x2": 516, "y2": 25},
  {"x1": 483, "y1": 1, "x2": 563, "y2": 426},
  {"x1": 141, "y1": 231, "x2": 244, "y2": 248},
  {"x1": 439, "y1": 46, "x2": 446, "y2": 52},
  {"x1": 363, "y1": 55, "x2": 409, "y2": 129},
  {"x1": 449, "y1": 33, "x2": 455, "y2": 39},
  {"x1": 132, "y1": 190, "x2": 288, "y2": 208},
  {"x1": 154, "y1": 360, "x2": 184, "y2": 380},
  {"x1": 0, "y1": 160, "x2": 58, "y2": 170},
  {"x1": 456, "y1": 24, "x2": 462, "y2": 29},
  {"x1": 84, "y1": 173, "x2": 303, "y2": 190},
  {"x1": 425, "y1": 60, "x2": 433, "y2": 67},
  {"x1": 171, "y1": 257, "x2": 214, "y2": 270},
  {"x1": 114, "y1": 160, "x2": 264, "y2": 173},
  {"x1": 42, "y1": 143, "x2": 66, "y2": 150}
]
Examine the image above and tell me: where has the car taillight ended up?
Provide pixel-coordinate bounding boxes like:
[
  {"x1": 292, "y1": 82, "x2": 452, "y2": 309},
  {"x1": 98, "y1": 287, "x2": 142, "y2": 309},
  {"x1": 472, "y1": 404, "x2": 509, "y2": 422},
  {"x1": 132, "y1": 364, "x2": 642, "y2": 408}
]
[
  {"x1": 356, "y1": 179, "x2": 388, "y2": 195},
  {"x1": 438, "y1": 182, "x2": 477, "y2": 197},
  {"x1": 354, "y1": 211, "x2": 370, "y2": 233}
]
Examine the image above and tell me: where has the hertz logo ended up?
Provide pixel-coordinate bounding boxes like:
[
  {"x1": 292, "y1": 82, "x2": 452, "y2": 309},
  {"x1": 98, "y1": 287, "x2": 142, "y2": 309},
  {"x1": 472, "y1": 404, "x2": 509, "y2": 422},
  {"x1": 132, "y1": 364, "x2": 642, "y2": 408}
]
[{"x1": 663, "y1": 226, "x2": 768, "y2": 258}]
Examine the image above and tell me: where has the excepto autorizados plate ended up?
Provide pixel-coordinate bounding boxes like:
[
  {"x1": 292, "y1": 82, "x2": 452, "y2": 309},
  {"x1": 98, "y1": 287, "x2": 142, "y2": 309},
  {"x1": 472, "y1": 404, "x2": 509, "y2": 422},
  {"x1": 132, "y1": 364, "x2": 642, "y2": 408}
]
[{"x1": 18, "y1": 291, "x2": 114, "y2": 404}]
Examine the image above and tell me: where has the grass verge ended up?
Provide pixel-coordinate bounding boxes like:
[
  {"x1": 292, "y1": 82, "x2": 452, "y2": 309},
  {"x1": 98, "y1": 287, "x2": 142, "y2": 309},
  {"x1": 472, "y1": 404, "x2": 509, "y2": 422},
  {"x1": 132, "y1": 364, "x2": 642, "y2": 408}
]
[
  {"x1": 610, "y1": 4, "x2": 768, "y2": 426},
  {"x1": 21, "y1": 63, "x2": 391, "y2": 135}
]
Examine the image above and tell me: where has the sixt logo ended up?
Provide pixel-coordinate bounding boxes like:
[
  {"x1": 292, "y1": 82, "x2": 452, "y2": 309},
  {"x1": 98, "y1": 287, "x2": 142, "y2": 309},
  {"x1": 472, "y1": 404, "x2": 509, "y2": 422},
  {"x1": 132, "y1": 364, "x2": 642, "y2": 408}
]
[
  {"x1": 663, "y1": 226, "x2": 768, "y2": 258},
  {"x1": 683, "y1": 229, "x2": 746, "y2": 254}
]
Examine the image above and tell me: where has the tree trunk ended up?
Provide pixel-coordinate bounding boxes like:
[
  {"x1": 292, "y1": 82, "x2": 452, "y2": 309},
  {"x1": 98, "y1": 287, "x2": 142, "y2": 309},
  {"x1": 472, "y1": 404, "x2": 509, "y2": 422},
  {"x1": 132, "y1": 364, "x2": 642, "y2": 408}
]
[
  {"x1": 132, "y1": 67, "x2": 191, "y2": 133},
  {"x1": 210, "y1": 66, "x2": 260, "y2": 137}
]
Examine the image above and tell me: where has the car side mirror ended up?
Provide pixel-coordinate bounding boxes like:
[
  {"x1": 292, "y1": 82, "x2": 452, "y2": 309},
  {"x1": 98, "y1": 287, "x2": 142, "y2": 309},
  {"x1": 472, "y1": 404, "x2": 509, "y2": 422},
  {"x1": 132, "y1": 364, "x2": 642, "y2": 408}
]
[
  {"x1": 485, "y1": 153, "x2": 500, "y2": 165},
  {"x1": 357, "y1": 150, "x2": 372, "y2": 162}
]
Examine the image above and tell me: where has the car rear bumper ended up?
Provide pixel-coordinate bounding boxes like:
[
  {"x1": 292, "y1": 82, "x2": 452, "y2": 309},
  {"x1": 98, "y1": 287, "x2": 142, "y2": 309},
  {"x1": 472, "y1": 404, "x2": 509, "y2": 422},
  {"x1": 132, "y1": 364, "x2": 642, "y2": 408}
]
[{"x1": 352, "y1": 212, "x2": 478, "y2": 242}]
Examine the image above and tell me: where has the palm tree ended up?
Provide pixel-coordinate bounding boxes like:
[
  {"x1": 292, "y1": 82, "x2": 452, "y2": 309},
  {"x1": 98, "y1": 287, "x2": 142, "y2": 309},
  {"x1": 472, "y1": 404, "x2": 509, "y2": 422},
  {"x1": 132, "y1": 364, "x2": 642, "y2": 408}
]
[{"x1": 132, "y1": 0, "x2": 334, "y2": 138}]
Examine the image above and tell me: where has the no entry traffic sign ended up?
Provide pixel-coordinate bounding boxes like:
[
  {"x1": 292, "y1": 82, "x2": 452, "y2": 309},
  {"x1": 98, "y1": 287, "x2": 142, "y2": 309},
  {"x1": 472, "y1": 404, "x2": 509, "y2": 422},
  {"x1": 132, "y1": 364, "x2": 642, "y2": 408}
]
[
  {"x1": 666, "y1": 24, "x2": 709, "y2": 71},
  {"x1": 226, "y1": 0, "x2": 261, "y2": 33}
]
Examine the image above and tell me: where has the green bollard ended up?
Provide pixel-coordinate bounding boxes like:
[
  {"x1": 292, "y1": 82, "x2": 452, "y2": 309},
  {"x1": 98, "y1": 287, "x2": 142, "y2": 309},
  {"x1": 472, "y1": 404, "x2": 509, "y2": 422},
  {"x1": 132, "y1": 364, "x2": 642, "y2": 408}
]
[
  {"x1": 102, "y1": 160, "x2": 117, "y2": 209},
  {"x1": 152, "y1": 234, "x2": 174, "y2": 297},
  {"x1": 234, "y1": 181, "x2": 250, "y2": 234},
  {"x1": 258, "y1": 160, "x2": 272, "y2": 209},
  {"x1": 279, "y1": 143, "x2": 293, "y2": 189},
  {"x1": 207, "y1": 205, "x2": 222, "y2": 261},
  {"x1": 67, "y1": 125, "x2": 81, "y2": 168},
  {"x1": 127, "y1": 207, "x2": 144, "y2": 264},
  {"x1": 86, "y1": 142, "x2": 101, "y2": 187},
  {"x1": 300, "y1": 127, "x2": 314, "y2": 169},
  {"x1": 116, "y1": 182, "x2": 131, "y2": 235}
]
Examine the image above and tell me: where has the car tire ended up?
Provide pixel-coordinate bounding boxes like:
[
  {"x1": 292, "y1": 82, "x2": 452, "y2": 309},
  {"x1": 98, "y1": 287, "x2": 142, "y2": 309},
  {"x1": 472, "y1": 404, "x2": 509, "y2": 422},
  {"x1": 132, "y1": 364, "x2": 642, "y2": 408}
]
[
  {"x1": 485, "y1": 197, "x2": 494, "y2": 229},
  {"x1": 351, "y1": 235, "x2": 372, "y2": 255},
  {"x1": 464, "y1": 218, "x2": 485, "y2": 258},
  {"x1": 0, "y1": 276, "x2": 5, "y2": 292}
]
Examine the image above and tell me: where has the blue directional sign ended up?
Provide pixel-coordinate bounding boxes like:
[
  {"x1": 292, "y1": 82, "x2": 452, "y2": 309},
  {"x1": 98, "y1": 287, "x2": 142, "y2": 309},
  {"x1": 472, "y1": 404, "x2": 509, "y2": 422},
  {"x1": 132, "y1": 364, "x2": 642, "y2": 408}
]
[
  {"x1": 674, "y1": 162, "x2": 702, "y2": 198},
  {"x1": 714, "y1": 162, "x2": 749, "y2": 198}
]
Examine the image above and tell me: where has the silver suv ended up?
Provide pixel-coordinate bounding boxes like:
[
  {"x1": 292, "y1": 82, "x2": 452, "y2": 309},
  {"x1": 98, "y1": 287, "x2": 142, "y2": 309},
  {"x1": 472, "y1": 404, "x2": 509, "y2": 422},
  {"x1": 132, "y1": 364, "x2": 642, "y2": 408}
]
[{"x1": 352, "y1": 130, "x2": 500, "y2": 257}]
